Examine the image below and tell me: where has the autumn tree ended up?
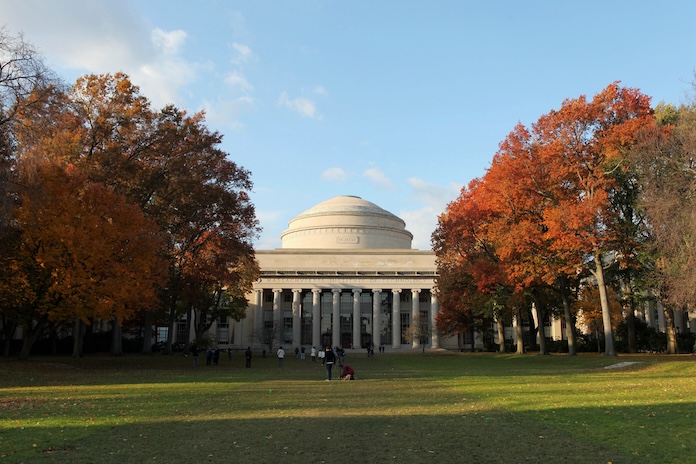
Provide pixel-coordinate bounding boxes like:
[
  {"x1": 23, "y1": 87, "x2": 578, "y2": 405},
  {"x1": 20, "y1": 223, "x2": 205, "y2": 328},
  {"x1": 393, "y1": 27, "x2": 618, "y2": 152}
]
[
  {"x1": 53, "y1": 74, "x2": 259, "y2": 354},
  {"x1": 5, "y1": 70, "x2": 259, "y2": 357},
  {"x1": 481, "y1": 122, "x2": 584, "y2": 355},
  {"x1": 142, "y1": 105, "x2": 259, "y2": 354},
  {"x1": 575, "y1": 284, "x2": 623, "y2": 353},
  {"x1": 628, "y1": 101, "x2": 696, "y2": 353},
  {"x1": 436, "y1": 83, "x2": 653, "y2": 357},
  {"x1": 434, "y1": 180, "x2": 514, "y2": 352},
  {"x1": 0, "y1": 30, "x2": 60, "y2": 353},
  {"x1": 8, "y1": 162, "x2": 164, "y2": 359}
]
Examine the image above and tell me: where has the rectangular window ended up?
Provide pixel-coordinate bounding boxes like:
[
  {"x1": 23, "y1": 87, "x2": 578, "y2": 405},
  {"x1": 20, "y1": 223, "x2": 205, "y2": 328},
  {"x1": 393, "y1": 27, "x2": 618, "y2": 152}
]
[
  {"x1": 157, "y1": 326, "x2": 168, "y2": 343},
  {"x1": 400, "y1": 313, "x2": 410, "y2": 344},
  {"x1": 301, "y1": 293, "x2": 313, "y2": 345},
  {"x1": 176, "y1": 320, "x2": 187, "y2": 345},
  {"x1": 283, "y1": 310, "x2": 292, "y2": 344},
  {"x1": 217, "y1": 317, "x2": 229, "y2": 344},
  {"x1": 321, "y1": 292, "x2": 333, "y2": 340},
  {"x1": 419, "y1": 291, "x2": 429, "y2": 303}
]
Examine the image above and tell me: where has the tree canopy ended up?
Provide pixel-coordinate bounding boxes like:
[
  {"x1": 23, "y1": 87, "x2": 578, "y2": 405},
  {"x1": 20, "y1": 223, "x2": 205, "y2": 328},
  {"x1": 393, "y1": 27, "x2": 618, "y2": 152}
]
[{"x1": 0, "y1": 32, "x2": 260, "y2": 358}]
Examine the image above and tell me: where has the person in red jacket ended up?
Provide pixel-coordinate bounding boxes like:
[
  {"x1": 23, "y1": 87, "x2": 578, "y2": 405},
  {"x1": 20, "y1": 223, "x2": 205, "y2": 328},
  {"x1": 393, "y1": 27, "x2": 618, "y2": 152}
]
[{"x1": 340, "y1": 364, "x2": 355, "y2": 380}]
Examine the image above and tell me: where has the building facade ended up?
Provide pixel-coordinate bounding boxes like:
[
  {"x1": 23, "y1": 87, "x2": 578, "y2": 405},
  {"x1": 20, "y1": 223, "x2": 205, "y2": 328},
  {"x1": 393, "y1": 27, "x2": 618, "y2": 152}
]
[{"x1": 227, "y1": 195, "x2": 443, "y2": 351}]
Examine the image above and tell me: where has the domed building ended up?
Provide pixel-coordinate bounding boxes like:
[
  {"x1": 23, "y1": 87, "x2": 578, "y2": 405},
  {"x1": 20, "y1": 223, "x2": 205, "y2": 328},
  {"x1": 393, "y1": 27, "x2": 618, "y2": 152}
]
[{"x1": 231, "y1": 195, "x2": 441, "y2": 351}]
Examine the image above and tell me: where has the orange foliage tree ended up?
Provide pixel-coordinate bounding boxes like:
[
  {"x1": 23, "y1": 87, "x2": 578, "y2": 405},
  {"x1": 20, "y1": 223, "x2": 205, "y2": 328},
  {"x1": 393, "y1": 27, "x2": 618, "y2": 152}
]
[
  {"x1": 4, "y1": 71, "x2": 259, "y2": 357},
  {"x1": 9, "y1": 162, "x2": 164, "y2": 359},
  {"x1": 435, "y1": 83, "x2": 654, "y2": 356}
]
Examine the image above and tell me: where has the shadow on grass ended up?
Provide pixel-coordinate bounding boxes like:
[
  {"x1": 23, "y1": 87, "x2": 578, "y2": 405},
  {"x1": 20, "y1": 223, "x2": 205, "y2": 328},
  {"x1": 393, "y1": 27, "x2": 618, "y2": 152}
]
[{"x1": 4, "y1": 411, "x2": 636, "y2": 464}]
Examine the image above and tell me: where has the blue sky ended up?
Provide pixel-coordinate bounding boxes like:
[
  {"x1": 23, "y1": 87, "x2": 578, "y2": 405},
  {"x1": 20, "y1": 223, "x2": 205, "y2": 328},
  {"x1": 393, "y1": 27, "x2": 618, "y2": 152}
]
[{"x1": 2, "y1": 1, "x2": 695, "y2": 249}]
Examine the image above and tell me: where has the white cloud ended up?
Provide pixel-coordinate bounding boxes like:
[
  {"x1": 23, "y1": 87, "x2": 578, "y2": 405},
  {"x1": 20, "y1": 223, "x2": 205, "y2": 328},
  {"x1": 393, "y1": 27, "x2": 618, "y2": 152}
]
[
  {"x1": 1, "y1": 1, "x2": 206, "y2": 109},
  {"x1": 407, "y1": 177, "x2": 461, "y2": 209},
  {"x1": 278, "y1": 91, "x2": 321, "y2": 119},
  {"x1": 362, "y1": 167, "x2": 394, "y2": 190},
  {"x1": 200, "y1": 96, "x2": 254, "y2": 132},
  {"x1": 314, "y1": 85, "x2": 328, "y2": 96},
  {"x1": 225, "y1": 71, "x2": 254, "y2": 92},
  {"x1": 321, "y1": 167, "x2": 350, "y2": 182},
  {"x1": 400, "y1": 178, "x2": 462, "y2": 250},
  {"x1": 152, "y1": 28, "x2": 187, "y2": 55},
  {"x1": 230, "y1": 42, "x2": 253, "y2": 64},
  {"x1": 401, "y1": 208, "x2": 437, "y2": 250}
]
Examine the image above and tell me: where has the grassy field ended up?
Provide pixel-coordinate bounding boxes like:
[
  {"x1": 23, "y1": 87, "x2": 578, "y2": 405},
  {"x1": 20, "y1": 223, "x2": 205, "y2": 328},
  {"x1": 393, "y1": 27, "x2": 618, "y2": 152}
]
[{"x1": 1, "y1": 351, "x2": 695, "y2": 464}]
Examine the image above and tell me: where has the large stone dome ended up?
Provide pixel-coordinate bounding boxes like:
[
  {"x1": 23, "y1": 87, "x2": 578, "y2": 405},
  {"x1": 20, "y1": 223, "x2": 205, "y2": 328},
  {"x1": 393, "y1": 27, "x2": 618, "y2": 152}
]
[{"x1": 280, "y1": 195, "x2": 413, "y2": 249}]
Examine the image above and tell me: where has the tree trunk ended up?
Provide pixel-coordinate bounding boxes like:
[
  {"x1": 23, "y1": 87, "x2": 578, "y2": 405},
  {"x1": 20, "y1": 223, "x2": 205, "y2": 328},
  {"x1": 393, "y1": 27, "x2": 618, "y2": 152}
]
[
  {"x1": 663, "y1": 305, "x2": 678, "y2": 354},
  {"x1": 72, "y1": 319, "x2": 84, "y2": 358},
  {"x1": 531, "y1": 292, "x2": 548, "y2": 355},
  {"x1": 592, "y1": 252, "x2": 616, "y2": 357},
  {"x1": 527, "y1": 306, "x2": 538, "y2": 352},
  {"x1": 514, "y1": 308, "x2": 524, "y2": 354},
  {"x1": 558, "y1": 275, "x2": 577, "y2": 356},
  {"x1": 110, "y1": 317, "x2": 123, "y2": 356},
  {"x1": 2, "y1": 319, "x2": 17, "y2": 356},
  {"x1": 164, "y1": 303, "x2": 176, "y2": 355},
  {"x1": 457, "y1": 332, "x2": 463, "y2": 351},
  {"x1": 621, "y1": 276, "x2": 638, "y2": 353},
  {"x1": 142, "y1": 311, "x2": 153, "y2": 355},
  {"x1": 18, "y1": 318, "x2": 47, "y2": 360},
  {"x1": 496, "y1": 316, "x2": 506, "y2": 353}
]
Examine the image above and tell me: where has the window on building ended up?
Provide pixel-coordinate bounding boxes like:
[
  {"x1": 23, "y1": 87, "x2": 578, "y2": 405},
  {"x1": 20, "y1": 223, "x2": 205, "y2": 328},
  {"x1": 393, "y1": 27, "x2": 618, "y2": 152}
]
[
  {"x1": 176, "y1": 320, "x2": 188, "y2": 346},
  {"x1": 321, "y1": 291, "x2": 333, "y2": 339},
  {"x1": 419, "y1": 291, "x2": 429, "y2": 303},
  {"x1": 301, "y1": 293, "x2": 313, "y2": 345},
  {"x1": 400, "y1": 312, "x2": 410, "y2": 344},
  {"x1": 217, "y1": 317, "x2": 229, "y2": 344},
  {"x1": 283, "y1": 310, "x2": 292, "y2": 344},
  {"x1": 157, "y1": 326, "x2": 168, "y2": 344}
]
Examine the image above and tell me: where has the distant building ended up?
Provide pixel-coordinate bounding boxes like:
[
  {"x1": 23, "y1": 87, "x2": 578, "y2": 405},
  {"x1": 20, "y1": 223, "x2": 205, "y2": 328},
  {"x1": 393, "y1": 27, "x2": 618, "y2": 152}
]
[{"x1": 227, "y1": 195, "x2": 443, "y2": 351}]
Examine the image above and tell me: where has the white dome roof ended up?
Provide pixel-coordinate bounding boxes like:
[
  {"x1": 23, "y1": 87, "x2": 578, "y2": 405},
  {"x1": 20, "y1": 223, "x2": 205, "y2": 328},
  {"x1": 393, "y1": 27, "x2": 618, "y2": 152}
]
[{"x1": 280, "y1": 195, "x2": 413, "y2": 249}]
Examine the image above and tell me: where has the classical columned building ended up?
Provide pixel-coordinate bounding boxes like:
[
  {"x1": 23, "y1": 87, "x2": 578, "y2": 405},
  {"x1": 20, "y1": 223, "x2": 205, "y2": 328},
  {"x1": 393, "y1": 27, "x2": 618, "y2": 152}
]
[{"x1": 232, "y1": 195, "x2": 442, "y2": 351}]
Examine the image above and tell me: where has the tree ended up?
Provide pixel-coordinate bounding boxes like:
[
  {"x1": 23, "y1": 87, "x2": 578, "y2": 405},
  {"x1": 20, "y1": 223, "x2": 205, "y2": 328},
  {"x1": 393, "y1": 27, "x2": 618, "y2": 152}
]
[
  {"x1": 435, "y1": 83, "x2": 653, "y2": 357},
  {"x1": 403, "y1": 312, "x2": 431, "y2": 353},
  {"x1": 8, "y1": 161, "x2": 164, "y2": 359},
  {"x1": 0, "y1": 31, "x2": 60, "y2": 353},
  {"x1": 575, "y1": 284, "x2": 623, "y2": 353},
  {"x1": 628, "y1": 101, "x2": 696, "y2": 353},
  {"x1": 251, "y1": 324, "x2": 283, "y2": 354},
  {"x1": 146, "y1": 106, "x2": 260, "y2": 354},
  {"x1": 434, "y1": 180, "x2": 512, "y2": 351},
  {"x1": 9, "y1": 72, "x2": 260, "y2": 356}
]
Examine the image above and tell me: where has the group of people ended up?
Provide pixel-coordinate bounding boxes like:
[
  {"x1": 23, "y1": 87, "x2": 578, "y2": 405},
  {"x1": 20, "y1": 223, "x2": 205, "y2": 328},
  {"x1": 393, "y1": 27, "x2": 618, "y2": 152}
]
[
  {"x1": 190, "y1": 345, "x2": 253, "y2": 368},
  {"x1": 276, "y1": 345, "x2": 355, "y2": 381},
  {"x1": 191, "y1": 343, "x2": 355, "y2": 380}
]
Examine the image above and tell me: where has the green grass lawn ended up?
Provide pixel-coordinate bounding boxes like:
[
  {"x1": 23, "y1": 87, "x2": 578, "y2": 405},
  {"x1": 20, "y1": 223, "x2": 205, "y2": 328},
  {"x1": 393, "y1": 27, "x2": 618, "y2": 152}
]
[{"x1": 1, "y1": 351, "x2": 695, "y2": 464}]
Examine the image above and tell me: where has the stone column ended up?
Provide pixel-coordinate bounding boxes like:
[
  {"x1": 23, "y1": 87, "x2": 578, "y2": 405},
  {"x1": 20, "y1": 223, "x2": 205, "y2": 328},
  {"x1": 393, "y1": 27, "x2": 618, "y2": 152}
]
[
  {"x1": 352, "y1": 289, "x2": 362, "y2": 349},
  {"x1": 392, "y1": 289, "x2": 402, "y2": 348},
  {"x1": 312, "y1": 289, "x2": 321, "y2": 348},
  {"x1": 253, "y1": 289, "x2": 263, "y2": 337},
  {"x1": 332, "y1": 289, "x2": 341, "y2": 348},
  {"x1": 411, "y1": 289, "x2": 421, "y2": 350},
  {"x1": 430, "y1": 291, "x2": 440, "y2": 349},
  {"x1": 273, "y1": 289, "x2": 283, "y2": 337},
  {"x1": 292, "y1": 289, "x2": 302, "y2": 348},
  {"x1": 372, "y1": 289, "x2": 382, "y2": 350}
]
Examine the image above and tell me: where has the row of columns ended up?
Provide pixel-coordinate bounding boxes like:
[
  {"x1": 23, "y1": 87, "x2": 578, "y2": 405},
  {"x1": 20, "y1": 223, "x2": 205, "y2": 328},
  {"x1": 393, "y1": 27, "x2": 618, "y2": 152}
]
[{"x1": 253, "y1": 287, "x2": 440, "y2": 350}]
